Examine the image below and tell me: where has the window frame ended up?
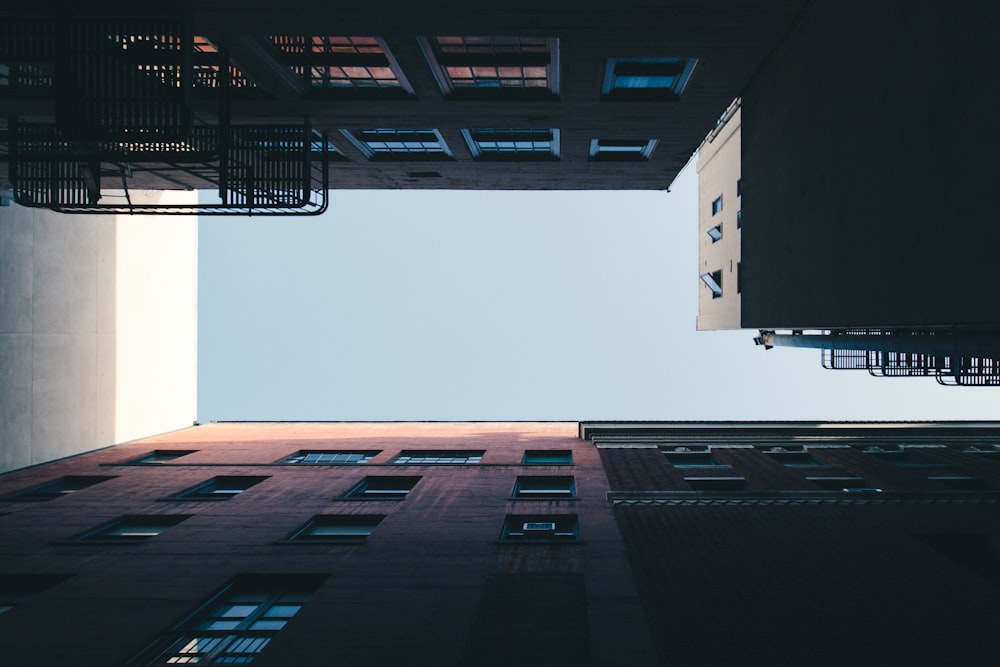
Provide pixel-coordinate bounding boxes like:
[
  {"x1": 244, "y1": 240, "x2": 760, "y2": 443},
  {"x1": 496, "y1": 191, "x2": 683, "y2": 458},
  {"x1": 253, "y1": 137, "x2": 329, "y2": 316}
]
[
  {"x1": 588, "y1": 138, "x2": 657, "y2": 161},
  {"x1": 75, "y1": 514, "x2": 191, "y2": 543},
  {"x1": 342, "y1": 128, "x2": 453, "y2": 160},
  {"x1": 419, "y1": 36, "x2": 560, "y2": 99},
  {"x1": 267, "y1": 35, "x2": 414, "y2": 97},
  {"x1": 700, "y1": 270, "x2": 723, "y2": 299},
  {"x1": 280, "y1": 450, "x2": 380, "y2": 465},
  {"x1": 3, "y1": 475, "x2": 116, "y2": 501},
  {"x1": 286, "y1": 514, "x2": 386, "y2": 543},
  {"x1": 601, "y1": 57, "x2": 698, "y2": 100},
  {"x1": 522, "y1": 450, "x2": 573, "y2": 465},
  {"x1": 500, "y1": 514, "x2": 579, "y2": 543},
  {"x1": 391, "y1": 450, "x2": 484, "y2": 465},
  {"x1": 172, "y1": 476, "x2": 269, "y2": 501},
  {"x1": 127, "y1": 450, "x2": 198, "y2": 465},
  {"x1": 512, "y1": 476, "x2": 576, "y2": 499},
  {"x1": 462, "y1": 128, "x2": 559, "y2": 160},
  {"x1": 342, "y1": 475, "x2": 421, "y2": 500}
]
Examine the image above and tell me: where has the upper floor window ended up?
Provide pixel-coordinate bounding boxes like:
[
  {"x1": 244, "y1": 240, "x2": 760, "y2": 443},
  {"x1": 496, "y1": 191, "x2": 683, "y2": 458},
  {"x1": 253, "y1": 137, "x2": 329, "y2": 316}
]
[
  {"x1": 589, "y1": 139, "x2": 657, "y2": 161},
  {"x1": 0, "y1": 574, "x2": 73, "y2": 615},
  {"x1": 343, "y1": 128, "x2": 451, "y2": 160},
  {"x1": 522, "y1": 450, "x2": 573, "y2": 465},
  {"x1": 287, "y1": 514, "x2": 386, "y2": 542},
  {"x1": 711, "y1": 196, "x2": 723, "y2": 215},
  {"x1": 420, "y1": 36, "x2": 559, "y2": 98},
  {"x1": 500, "y1": 514, "x2": 579, "y2": 542},
  {"x1": 343, "y1": 476, "x2": 421, "y2": 500},
  {"x1": 707, "y1": 224, "x2": 722, "y2": 243},
  {"x1": 3, "y1": 476, "x2": 115, "y2": 501},
  {"x1": 282, "y1": 450, "x2": 379, "y2": 465},
  {"x1": 75, "y1": 515, "x2": 190, "y2": 542},
  {"x1": 131, "y1": 574, "x2": 325, "y2": 666},
  {"x1": 602, "y1": 57, "x2": 698, "y2": 100},
  {"x1": 392, "y1": 450, "x2": 484, "y2": 465},
  {"x1": 128, "y1": 450, "x2": 197, "y2": 464},
  {"x1": 700, "y1": 270, "x2": 723, "y2": 299},
  {"x1": 173, "y1": 476, "x2": 268, "y2": 501},
  {"x1": 462, "y1": 128, "x2": 559, "y2": 160},
  {"x1": 268, "y1": 36, "x2": 412, "y2": 95},
  {"x1": 512, "y1": 476, "x2": 576, "y2": 499}
]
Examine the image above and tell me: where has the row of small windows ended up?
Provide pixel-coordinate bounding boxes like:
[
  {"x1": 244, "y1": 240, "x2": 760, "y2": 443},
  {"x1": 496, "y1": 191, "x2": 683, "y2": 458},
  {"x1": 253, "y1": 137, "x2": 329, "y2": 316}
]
[
  {"x1": 56, "y1": 511, "x2": 579, "y2": 547},
  {"x1": 128, "y1": 448, "x2": 573, "y2": 466},
  {"x1": 334, "y1": 128, "x2": 658, "y2": 162},
  {"x1": 2, "y1": 474, "x2": 577, "y2": 502},
  {"x1": 660, "y1": 445, "x2": 995, "y2": 492}
]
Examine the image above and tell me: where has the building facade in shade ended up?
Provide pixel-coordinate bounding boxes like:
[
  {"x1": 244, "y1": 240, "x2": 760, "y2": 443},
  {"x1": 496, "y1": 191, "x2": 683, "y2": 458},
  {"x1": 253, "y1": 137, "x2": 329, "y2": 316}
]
[
  {"x1": 2, "y1": 420, "x2": 1000, "y2": 666},
  {"x1": 0, "y1": 0, "x2": 813, "y2": 214}
]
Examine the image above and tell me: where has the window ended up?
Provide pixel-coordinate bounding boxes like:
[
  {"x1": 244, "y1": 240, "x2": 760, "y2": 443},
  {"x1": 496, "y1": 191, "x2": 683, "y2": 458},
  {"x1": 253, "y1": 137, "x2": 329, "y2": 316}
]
[
  {"x1": 707, "y1": 224, "x2": 722, "y2": 243},
  {"x1": 343, "y1": 129, "x2": 452, "y2": 159},
  {"x1": 132, "y1": 574, "x2": 325, "y2": 666},
  {"x1": 282, "y1": 450, "x2": 379, "y2": 465},
  {"x1": 76, "y1": 515, "x2": 190, "y2": 542},
  {"x1": 866, "y1": 448, "x2": 933, "y2": 466},
  {"x1": 462, "y1": 128, "x2": 559, "y2": 160},
  {"x1": 763, "y1": 448, "x2": 824, "y2": 466},
  {"x1": 929, "y1": 475, "x2": 987, "y2": 490},
  {"x1": 737, "y1": 209, "x2": 742, "y2": 228},
  {"x1": 0, "y1": 574, "x2": 73, "y2": 615},
  {"x1": 128, "y1": 450, "x2": 197, "y2": 464},
  {"x1": 737, "y1": 178, "x2": 742, "y2": 197},
  {"x1": 3, "y1": 476, "x2": 115, "y2": 501},
  {"x1": 522, "y1": 450, "x2": 573, "y2": 465},
  {"x1": 602, "y1": 57, "x2": 697, "y2": 100},
  {"x1": 589, "y1": 138, "x2": 657, "y2": 161},
  {"x1": 343, "y1": 476, "x2": 420, "y2": 500},
  {"x1": 173, "y1": 476, "x2": 268, "y2": 500},
  {"x1": 268, "y1": 36, "x2": 412, "y2": 95},
  {"x1": 711, "y1": 195, "x2": 723, "y2": 215},
  {"x1": 662, "y1": 448, "x2": 720, "y2": 466},
  {"x1": 684, "y1": 476, "x2": 748, "y2": 491},
  {"x1": 420, "y1": 36, "x2": 559, "y2": 98},
  {"x1": 700, "y1": 270, "x2": 723, "y2": 299},
  {"x1": 512, "y1": 476, "x2": 575, "y2": 499},
  {"x1": 963, "y1": 445, "x2": 1000, "y2": 461},
  {"x1": 806, "y1": 476, "x2": 869, "y2": 491},
  {"x1": 500, "y1": 514, "x2": 578, "y2": 542},
  {"x1": 287, "y1": 514, "x2": 385, "y2": 542},
  {"x1": 392, "y1": 450, "x2": 484, "y2": 465}
]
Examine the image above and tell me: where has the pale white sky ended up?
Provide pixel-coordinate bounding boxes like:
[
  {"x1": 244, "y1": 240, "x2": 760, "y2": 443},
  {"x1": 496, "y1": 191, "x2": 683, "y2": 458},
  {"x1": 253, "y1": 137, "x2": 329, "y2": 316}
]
[{"x1": 198, "y1": 161, "x2": 1000, "y2": 421}]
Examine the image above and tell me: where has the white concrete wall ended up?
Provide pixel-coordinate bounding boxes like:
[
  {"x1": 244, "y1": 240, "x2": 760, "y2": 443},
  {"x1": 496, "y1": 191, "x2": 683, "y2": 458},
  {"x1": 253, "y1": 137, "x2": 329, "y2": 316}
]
[
  {"x1": 0, "y1": 192, "x2": 197, "y2": 473},
  {"x1": 696, "y1": 103, "x2": 742, "y2": 331}
]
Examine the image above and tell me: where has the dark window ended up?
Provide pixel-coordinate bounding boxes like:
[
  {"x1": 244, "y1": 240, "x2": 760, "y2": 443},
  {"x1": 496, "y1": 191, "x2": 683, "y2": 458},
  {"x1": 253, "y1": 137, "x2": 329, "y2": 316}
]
[
  {"x1": 663, "y1": 450, "x2": 720, "y2": 466},
  {"x1": 737, "y1": 178, "x2": 741, "y2": 197},
  {"x1": 737, "y1": 209, "x2": 742, "y2": 227},
  {"x1": 420, "y1": 36, "x2": 559, "y2": 98},
  {"x1": 806, "y1": 476, "x2": 870, "y2": 491},
  {"x1": 3, "y1": 476, "x2": 115, "y2": 501},
  {"x1": 287, "y1": 514, "x2": 385, "y2": 542},
  {"x1": 392, "y1": 450, "x2": 483, "y2": 465},
  {"x1": 707, "y1": 224, "x2": 722, "y2": 243},
  {"x1": 343, "y1": 129, "x2": 451, "y2": 160},
  {"x1": 128, "y1": 450, "x2": 197, "y2": 464},
  {"x1": 500, "y1": 514, "x2": 579, "y2": 542},
  {"x1": 343, "y1": 476, "x2": 421, "y2": 500},
  {"x1": 512, "y1": 476, "x2": 575, "y2": 499},
  {"x1": 463, "y1": 128, "x2": 558, "y2": 160},
  {"x1": 0, "y1": 574, "x2": 73, "y2": 615},
  {"x1": 76, "y1": 515, "x2": 190, "y2": 542},
  {"x1": 174, "y1": 476, "x2": 268, "y2": 500},
  {"x1": 864, "y1": 447, "x2": 934, "y2": 466},
  {"x1": 602, "y1": 57, "x2": 697, "y2": 100},
  {"x1": 684, "y1": 476, "x2": 748, "y2": 491},
  {"x1": 282, "y1": 450, "x2": 379, "y2": 465},
  {"x1": 268, "y1": 36, "x2": 412, "y2": 95},
  {"x1": 522, "y1": 450, "x2": 573, "y2": 465},
  {"x1": 588, "y1": 138, "x2": 656, "y2": 161},
  {"x1": 963, "y1": 446, "x2": 1000, "y2": 461},
  {"x1": 711, "y1": 195, "x2": 723, "y2": 215},
  {"x1": 131, "y1": 574, "x2": 325, "y2": 666},
  {"x1": 765, "y1": 449, "x2": 824, "y2": 466},
  {"x1": 700, "y1": 270, "x2": 723, "y2": 299},
  {"x1": 929, "y1": 475, "x2": 987, "y2": 490}
]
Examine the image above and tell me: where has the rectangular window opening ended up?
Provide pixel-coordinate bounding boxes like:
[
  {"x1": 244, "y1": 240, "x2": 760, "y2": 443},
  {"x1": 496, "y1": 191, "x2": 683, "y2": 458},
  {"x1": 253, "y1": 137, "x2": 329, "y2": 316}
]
[
  {"x1": 392, "y1": 450, "x2": 483, "y2": 465},
  {"x1": 174, "y1": 476, "x2": 268, "y2": 501},
  {"x1": 707, "y1": 224, "x2": 722, "y2": 243},
  {"x1": 420, "y1": 36, "x2": 559, "y2": 98},
  {"x1": 343, "y1": 476, "x2": 421, "y2": 500},
  {"x1": 282, "y1": 450, "x2": 379, "y2": 465},
  {"x1": 512, "y1": 476, "x2": 575, "y2": 499},
  {"x1": 128, "y1": 450, "x2": 198, "y2": 465},
  {"x1": 602, "y1": 57, "x2": 697, "y2": 100},
  {"x1": 343, "y1": 128, "x2": 451, "y2": 160},
  {"x1": 463, "y1": 128, "x2": 559, "y2": 160},
  {"x1": 589, "y1": 138, "x2": 656, "y2": 161},
  {"x1": 711, "y1": 195, "x2": 723, "y2": 215},
  {"x1": 700, "y1": 270, "x2": 723, "y2": 299},
  {"x1": 288, "y1": 514, "x2": 385, "y2": 542},
  {"x1": 522, "y1": 450, "x2": 573, "y2": 465},
  {"x1": 500, "y1": 514, "x2": 579, "y2": 542},
  {"x1": 77, "y1": 515, "x2": 190, "y2": 542}
]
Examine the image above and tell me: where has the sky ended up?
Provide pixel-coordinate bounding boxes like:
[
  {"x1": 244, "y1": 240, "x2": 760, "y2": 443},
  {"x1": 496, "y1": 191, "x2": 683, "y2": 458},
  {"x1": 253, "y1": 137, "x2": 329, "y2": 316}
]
[{"x1": 198, "y1": 160, "x2": 1000, "y2": 422}]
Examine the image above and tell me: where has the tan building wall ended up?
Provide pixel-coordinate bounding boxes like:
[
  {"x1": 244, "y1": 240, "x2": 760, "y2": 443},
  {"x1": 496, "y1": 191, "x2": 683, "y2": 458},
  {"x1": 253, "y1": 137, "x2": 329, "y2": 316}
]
[
  {"x1": 696, "y1": 101, "x2": 742, "y2": 330},
  {"x1": 0, "y1": 192, "x2": 197, "y2": 473}
]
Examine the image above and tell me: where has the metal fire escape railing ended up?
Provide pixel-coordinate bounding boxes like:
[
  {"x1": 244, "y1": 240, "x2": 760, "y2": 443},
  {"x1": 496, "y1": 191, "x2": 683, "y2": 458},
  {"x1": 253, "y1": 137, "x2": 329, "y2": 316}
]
[
  {"x1": 755, "y1": 329, "x2": 1000, "y2": 387},
  {"x1": 2, "y1": 16, "x2": 329, "y2": 215}
]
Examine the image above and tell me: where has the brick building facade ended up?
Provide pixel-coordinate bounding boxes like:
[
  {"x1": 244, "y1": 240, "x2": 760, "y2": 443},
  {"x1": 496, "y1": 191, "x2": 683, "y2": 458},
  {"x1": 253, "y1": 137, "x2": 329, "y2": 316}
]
[{"x1": 2, "y1": 421, "x2": 999, "y2": 665}]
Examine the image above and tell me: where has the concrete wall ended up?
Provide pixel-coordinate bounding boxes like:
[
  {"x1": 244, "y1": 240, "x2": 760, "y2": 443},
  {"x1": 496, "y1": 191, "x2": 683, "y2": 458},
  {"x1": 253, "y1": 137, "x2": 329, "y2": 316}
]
[
  {"x1": 0, "y1": 192, "x2": 197, "y2": 473},
  {"x1": 696, "y1": 102, "x2": 742, "y2": 330},
  {"x1": 741, "y1": 0, "x2": 1000, "y2": 328}
]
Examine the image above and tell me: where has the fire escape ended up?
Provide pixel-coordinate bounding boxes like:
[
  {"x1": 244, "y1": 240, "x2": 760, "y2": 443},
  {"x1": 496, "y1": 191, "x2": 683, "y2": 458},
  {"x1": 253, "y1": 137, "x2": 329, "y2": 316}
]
[{"x1": 1, "y1": 16, "x2": 328, "y2": 215}]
